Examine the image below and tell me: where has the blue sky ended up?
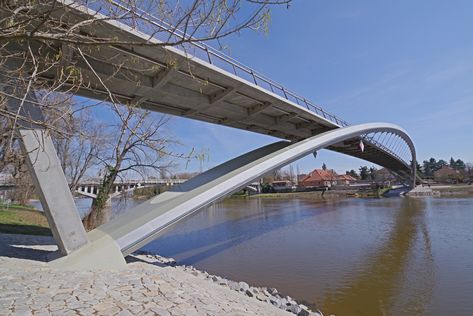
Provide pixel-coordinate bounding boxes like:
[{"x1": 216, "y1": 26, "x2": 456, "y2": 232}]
[{"x1": 164, "y1": 0, "x2": 473, "y2": 174}]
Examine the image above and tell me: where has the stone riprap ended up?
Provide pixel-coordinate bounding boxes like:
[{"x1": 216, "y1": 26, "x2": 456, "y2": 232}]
[
  {"x1": 131, "y1": 251, "x2": 322, "y2": 316},
  {"x1": 0, "y1": 234, "x2": 322, "y2": 316}
]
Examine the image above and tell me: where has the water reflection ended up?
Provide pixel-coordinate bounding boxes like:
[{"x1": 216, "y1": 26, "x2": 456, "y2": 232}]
[
  {"x1": 143, "y1": 196, "x2": 473, "y2": 316},
  {"x1": 29, "y1": 196, "x2": 141, "y2": 219},
  {"x1": 143, "y1": 198, "x2": 336, "y2": 264},
  {"x1": 320, "y1": 198, "x2": 434, "y2": 315}
]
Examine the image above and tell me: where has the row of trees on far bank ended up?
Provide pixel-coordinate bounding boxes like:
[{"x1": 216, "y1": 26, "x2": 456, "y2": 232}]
[
  {"x1": 343, "y1": 156, "x2": 473, "y2": 184},
  {"x1": 419, "y1": 157, "x2": 470, "y2": 177},
  {"x1": 345, "y1": 166, "x2": 377, "y2": 181}
]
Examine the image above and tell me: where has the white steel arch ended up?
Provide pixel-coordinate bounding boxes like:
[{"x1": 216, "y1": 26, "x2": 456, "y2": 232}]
[{"x1": 51, "y1": 122, "x2": 415, "y2": 269}]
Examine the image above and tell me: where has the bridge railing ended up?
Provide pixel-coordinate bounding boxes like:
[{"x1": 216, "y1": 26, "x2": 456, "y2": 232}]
[
  {"x1": 83, "y1": 0, "x2": 349, "y2": 128},
  {"x1": 77, "y1": 179, "x2": 187, "y2": 185},
  {"x1": 360, "y1": 132, "x2": 412, "y2": 167},
  {"x1": 77, "y1": 1, "x2": 412, "y2": 170}
]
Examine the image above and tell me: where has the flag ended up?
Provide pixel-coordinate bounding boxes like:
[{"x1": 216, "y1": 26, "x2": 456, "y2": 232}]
[{"x1": 359, "y1": 140, "x2": 365, "y2": 152}]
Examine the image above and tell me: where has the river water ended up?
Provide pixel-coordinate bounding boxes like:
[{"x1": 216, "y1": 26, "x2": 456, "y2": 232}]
[
  {"x1": 138, "y1": 196, "x2": 473, "y2": 316},
  {"x1": 31, "y1": 195, "x2": 473, "y2": 315}
]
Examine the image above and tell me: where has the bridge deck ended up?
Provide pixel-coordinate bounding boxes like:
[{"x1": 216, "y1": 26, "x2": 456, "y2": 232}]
[{"x1": 7, "y1": 0, "x2": 413, "y2": 178}]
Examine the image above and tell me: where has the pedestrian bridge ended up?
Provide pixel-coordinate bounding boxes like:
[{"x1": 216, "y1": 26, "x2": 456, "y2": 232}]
[
  {"x1": 2, "y1": 1, "x2": 417, "y2": 267},
  {"x1": 23, "y1": 0, "x2": 416, "y2": 184}
]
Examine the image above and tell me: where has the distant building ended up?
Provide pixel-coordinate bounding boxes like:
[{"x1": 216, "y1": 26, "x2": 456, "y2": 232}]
[
  {"x1": 296, "y1": 174, "x2": 307, "y2": 184},
  {"x1": 299, "y1": 169, "x2": 339, "y2": 188},
  {"x1": 337, "y1": 174, "x2": 357, "y2": 185},
  {"x1": 271, "y1": 180, "x2": 294, "y2": 192},
  {"x1": 434, "y1": 166, "x2": 463, "y2": 183}
]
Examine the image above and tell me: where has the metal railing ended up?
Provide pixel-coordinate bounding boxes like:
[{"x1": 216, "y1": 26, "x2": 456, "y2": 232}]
[
  {"x1": 78, "y1": 179, "x2": 187, "y2": 185},
  {"x1": 361, "y1": 132, "x2": 412, "y2": 167},
  {"x1": 80, "y1": 1, "x2": 414, "y2": 169},
  {"x1": 85, "y1": 0, "x2": 349, "y2": 127}
]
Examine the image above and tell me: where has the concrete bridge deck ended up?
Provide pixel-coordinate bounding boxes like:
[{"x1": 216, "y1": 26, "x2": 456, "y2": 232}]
[{"x1": 12, "y1": 0, "x2": 414, "y2": 181}]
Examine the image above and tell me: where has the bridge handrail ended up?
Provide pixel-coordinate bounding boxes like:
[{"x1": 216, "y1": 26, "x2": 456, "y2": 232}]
[
  {"x1": 77, "y1": 179, "x2": 187, "y2": 185},
  {"x1": 85, "y1": 0, "x2": 349, "y2": 128},
  {"x1": 75, "y1": 1, "x2": 413, "y2": 167}
]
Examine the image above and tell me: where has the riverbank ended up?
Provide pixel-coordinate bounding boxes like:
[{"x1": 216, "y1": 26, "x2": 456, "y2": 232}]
[
  {"x1": 245, "y1": 189, "x2": 356, "y2": 200},
  {"x1": 0, "y1": 233, "x2": 322, "y2": 316},
  {"x1": 243, "y1": 185, "x2": 473, "y2": 199},
  {"x1": 0, "y1": 204, "x2": 51, "y2": 236},
  {"x1": 432, "y1": 184, "x2": 473, "y2": 196}
]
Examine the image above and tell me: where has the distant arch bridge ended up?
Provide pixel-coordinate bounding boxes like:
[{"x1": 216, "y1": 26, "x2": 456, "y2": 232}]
[{"x1": 75, "y1": 179, "x2": 186, "y2": 199}]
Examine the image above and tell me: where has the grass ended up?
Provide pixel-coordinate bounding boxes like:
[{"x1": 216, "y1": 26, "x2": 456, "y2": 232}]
[{"x1": 0, "y1": 205, "x2": 52, "y2": 236}]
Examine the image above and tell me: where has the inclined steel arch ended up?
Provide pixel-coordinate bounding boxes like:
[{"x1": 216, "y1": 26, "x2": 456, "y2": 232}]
[
  {"x1": 50, "y1": 123, "x2": 416, "y2": 269},
  {"x1": 101, "y1": 123, "x2": 416, "y2": 255}
]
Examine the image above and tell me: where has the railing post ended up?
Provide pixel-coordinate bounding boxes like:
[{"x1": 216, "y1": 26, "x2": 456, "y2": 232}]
[
  {"x1": 205, "y1": 47, "x2": 212, "y2": 64},
  {"x1": 282, "y1": 88, "x2": 288, "y2": 99},
  {"x1": 232, "y1": 64, "x2": 237, "y2": 75},
  {"x1": 303, "y1": 99, "x2": 310, "y2": 110},
  {"x1": 251, "y1": 71, "x2": 258, "y2": 85}
]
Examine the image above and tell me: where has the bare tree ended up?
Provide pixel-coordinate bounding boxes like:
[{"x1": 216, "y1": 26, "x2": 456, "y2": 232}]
[
  {"x1": 82, "y1": 104, "x2": 181, "y2": 229},
  {"x1": 0, "y1": 0, "x2": 291, "y2": 144},
  {"x1": 0, "y1": 0, "x2": 291, "y2": 230},
  {"x1": 466, "y1": 163, "x2": 473, "y2": 180},
  {"x1": 49, "y1": 98, "x2": 106, "y2": 190}
]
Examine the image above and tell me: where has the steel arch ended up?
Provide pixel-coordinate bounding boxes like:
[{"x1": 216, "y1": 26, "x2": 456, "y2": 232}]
[{"x1": 51, "y1": 123, "x2": 415, "y2": 269}]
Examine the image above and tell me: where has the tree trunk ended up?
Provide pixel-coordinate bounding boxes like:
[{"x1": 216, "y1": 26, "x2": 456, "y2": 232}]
[{"x1": 82, "y1": 171, "x2": 116, "y2": 230}]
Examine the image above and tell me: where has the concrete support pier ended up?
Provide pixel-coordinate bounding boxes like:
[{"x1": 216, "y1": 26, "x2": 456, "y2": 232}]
[
  {"x1": 2, "y1": 73, "x2": 88, "y2": 254},
  {"x1": 19, "y1": 129, "x2": 89, "y2": 254}
]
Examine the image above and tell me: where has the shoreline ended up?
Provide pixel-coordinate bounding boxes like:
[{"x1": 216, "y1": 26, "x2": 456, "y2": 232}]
[
  {"x1": 0, "y1": 233, "x2": 323, "y2": 316},
  {"x1": 232, "y1": 185, "x2": 473, "y2": 200},
  {"x1": 109, "y1": 184, "x2": 473, "y2": 203},
  {"x1": 131, "y1": 250, "x2": 323, "y2": 316}
]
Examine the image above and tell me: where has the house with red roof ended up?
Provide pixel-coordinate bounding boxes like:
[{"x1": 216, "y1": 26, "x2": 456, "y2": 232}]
[
  {"x1": 337, "y1": 174, "x2": 358, "y2": 185},
  {"x1": 299, "y1": 169, "x2": 339, "y2": 188},
  {"x1": 299, "y1": 169, "x2": 357, "y2": 188}
]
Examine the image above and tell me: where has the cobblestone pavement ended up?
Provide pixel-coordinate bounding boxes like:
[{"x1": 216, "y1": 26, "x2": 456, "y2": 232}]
[
  {"x1": 0, "y1": 234, "x2": 297, "y2": 315},
  {"x1": 0, "y1": 261, "x2": 292, "y2": 315}
]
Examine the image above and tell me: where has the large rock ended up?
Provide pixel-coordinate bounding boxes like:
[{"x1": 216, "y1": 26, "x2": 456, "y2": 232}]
[
  {"x1": 256, "y1": 292, "x2": 268, "y2": 302},
  {"x1": 270, "y1": 296, "x2": 282, "y2": 308},
  {"x1": 268, "y1": 288, "x2": 279, "y2": 295},
  {"x1": 238, "y1": 281, "x2": 250, "y2": 292},
  {"x1": 297, "y1": 308, "x2": 310, "y2": 316},
  {"x1": 287, "y1": 304, "x2": 302, "y2": 314}
]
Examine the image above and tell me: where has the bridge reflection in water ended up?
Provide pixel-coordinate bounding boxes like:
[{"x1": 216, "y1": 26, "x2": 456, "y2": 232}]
[
  {"x1": 320, "y1": 198, "x2": 434, "y2": 315},
  {"x1": 141, "y1": 197, "x2": 441, "y2": 316}
]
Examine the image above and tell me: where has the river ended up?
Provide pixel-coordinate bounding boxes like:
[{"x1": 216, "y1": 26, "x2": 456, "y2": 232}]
[
  {"x1": 140, "y1": 196, "x2": 473, "y2": 316},
  {"x1": 30, "y1": 195, "x2": 473, "y2": 315}
]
